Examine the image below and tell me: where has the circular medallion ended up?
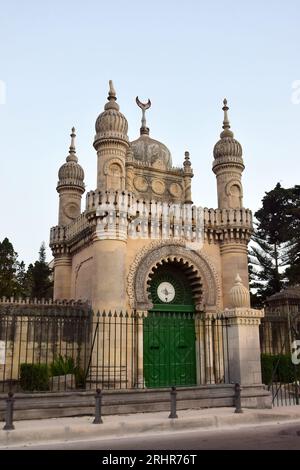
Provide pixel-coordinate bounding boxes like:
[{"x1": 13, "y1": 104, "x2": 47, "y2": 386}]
[
  {"x1": 169, "y1": 182, "x2": 183, "y2": 198},
  {"x1": 151, "y1": 179, "x2": 165, "y2": 195},
  {"x1": 133, "y1": 176, "x2": 148, "y2": 192},
  {"x1": 157, "y1": 281, "x2": 176, "y2": 303},
  {"x1": 63, "y1": 202, "x2": 79, "y2": 220}
]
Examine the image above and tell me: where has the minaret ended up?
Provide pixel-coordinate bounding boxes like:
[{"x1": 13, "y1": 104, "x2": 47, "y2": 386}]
[
  {"x1": 93, "y1": 81, "x2": 129, "y2": 191},
  {"x1": 53, "y1": 128, "x2": 85, "y2": 301},
  {"x1": 212, "y1": 99, "x2": 244, "y2": 209},
  {"x1": 92, "y1": 82, "x2": 129, "y2": 312},
  {"x1": 57, "y1": 127, "x2": 85, "y2": 226},
  {"x1": 213, "y1": 100, "x2": 250, "y2": 307}
]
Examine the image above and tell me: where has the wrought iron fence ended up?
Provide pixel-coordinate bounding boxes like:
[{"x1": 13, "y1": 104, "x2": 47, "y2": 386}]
[
  {"x1": 0, "y1": 306, "x2": 230, "y2": 393},
  {"x1": 260, "y1": 318, "x2": 300, "y2": 406}
]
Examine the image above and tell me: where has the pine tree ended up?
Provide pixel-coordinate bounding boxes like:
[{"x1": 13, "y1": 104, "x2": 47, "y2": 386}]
[
  {"x1": 249, "y1": 232, "x2": 285, "y2": 305},
  {"x1": 15, "y1": 261, "x2": 31, "y2": 298},
  {"x1": 0, "y1": 238, "x2": 19, "y2": 297},
  {"x1": 27, "y1": 242, "x2": 53, "y2": 299},
  {"x1": 249, "y1": 183, "x2": 293, "y2": 305}
]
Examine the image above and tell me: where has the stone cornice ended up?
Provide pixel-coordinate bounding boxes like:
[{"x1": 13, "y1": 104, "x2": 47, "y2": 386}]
[{"x1": 223, "y1": 307, "x2": 264, "y2": 325}]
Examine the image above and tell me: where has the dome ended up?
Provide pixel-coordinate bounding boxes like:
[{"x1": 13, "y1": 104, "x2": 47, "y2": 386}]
[
  {"x1": 229, "y1": 274, "x2": 250, "y2": 308},
  {"x1": 58, "y1": 161, "x2": 85, "y2": 190},
  {"x1": 213, "y1": 137, "x2": 243, "y2": 160},
  {"x1": 130, "y1": 134, "x2": 172, "y2": 169},
  {"x1": 213, "y1": 99, "x2": 244, "y2": 167},
  {"x1": 57, "y1": 128, "x2": 85, "y2": 193},
  {"x1": 131, "y1": 95, "x2": 172, "y2": 169},
  {"x1": 94, "y1": 81, "x2": 128, "y2": 145}
]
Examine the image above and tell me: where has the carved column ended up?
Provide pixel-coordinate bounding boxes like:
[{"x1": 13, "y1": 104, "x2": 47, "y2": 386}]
[{"x1": 183, "y1": 151, "x2": 193, "y2": 204}]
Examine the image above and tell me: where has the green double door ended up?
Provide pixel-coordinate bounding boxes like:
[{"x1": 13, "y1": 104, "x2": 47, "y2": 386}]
[{"x1": 143, "y1": 313, "x2": 197, "y2": 388}]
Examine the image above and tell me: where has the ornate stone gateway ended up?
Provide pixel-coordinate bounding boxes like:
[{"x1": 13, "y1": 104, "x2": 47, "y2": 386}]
[{"x1": 143, "y1": 262, "x2": 197, "y2": 387}]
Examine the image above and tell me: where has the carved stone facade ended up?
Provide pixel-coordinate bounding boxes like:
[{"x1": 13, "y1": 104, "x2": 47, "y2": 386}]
[
  {"x1": 49, "y1": 82, "x2": 267, "y2": 399},
  {"x1": 50, "y1": 84, "x2": 254, "y2": 312}
]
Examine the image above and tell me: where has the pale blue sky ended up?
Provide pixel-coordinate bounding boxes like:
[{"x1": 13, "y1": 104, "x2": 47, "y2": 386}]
[{"x1": 0, "y1": 0, "x2": 299, "y2": 265}]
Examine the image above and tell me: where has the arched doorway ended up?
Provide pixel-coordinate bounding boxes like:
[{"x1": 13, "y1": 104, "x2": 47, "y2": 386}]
[{"x1": 143, "y1": 259, "x2": 202, "y2": 387}]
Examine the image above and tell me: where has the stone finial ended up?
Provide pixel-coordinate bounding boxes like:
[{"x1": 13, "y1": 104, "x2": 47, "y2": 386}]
[
  {"x1": 220, "y1": 98, "x2": 234, "y2": 139},
  {"x1": 108, "y1": 80, "x2": 116, "y2": 100},
  {"x1": 213, "y1": 98, "x2": 243, "y2": 162},
  {"x1": 229, "y1": 274, "x2": 250, "y2": 308},
  {"x1": 136, "y1": 96, "x2": 151, "y2": 135},
  {"x1": 66, "y1": 127, "x2": 78, "y2": 163},
  {"x1": 104, "y1": 80, "x2": 119, "y2": 111},
  {"x1": 183, "y1": 151, "x2": 191, "y2": 169}
]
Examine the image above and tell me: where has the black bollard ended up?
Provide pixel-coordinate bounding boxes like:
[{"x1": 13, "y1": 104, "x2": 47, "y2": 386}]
[
  {"x1": 168, "y1": 386, "x2": 178, "y2": 419},
  {"x1": 3, "y1": 392, "x2": 15, "y2": 431},
  {"x1": 93, "y1": 388, "x2": 103, "y2": 424},
  {"x1": 234, "y1": 383, "x2": 243, "y2": 414}
]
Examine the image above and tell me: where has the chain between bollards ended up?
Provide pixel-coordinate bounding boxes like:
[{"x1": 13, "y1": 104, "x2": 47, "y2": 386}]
[
  {"x1": 234, "y1": 383, "x2": 243, "y2": 414},
  {"x1": 3, "y1": 392, "x2": 15, "y2": 431},
  {"x1": 93, "y1": 388, "x2": 103, "y2": 424},
  {"x1": 168, "y1": 386, "x2": 178, "y2": 419}
]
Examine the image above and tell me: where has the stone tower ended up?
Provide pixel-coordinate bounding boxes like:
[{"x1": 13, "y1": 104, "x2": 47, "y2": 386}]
[{"x1": 213, "y1": 100, "x2": 249, "y2": 307}]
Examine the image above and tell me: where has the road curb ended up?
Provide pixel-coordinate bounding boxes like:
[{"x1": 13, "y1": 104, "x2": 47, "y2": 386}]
[{"x1": 1, "y1": 411, "x2": 300, "y2": 448}]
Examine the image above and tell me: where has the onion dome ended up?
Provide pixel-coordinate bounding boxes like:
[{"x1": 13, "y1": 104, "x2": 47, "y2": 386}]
[
  {"x1": 213, "y1": 99, "x2": 244, "y2": 172},
  {"x1": 57, "y1": 128, "x2": 85, "y2": 193},
  {"x1": 94, "y1": 81, "x2": 129, "y2": 146},
  {"x1": 130, "y1": 96, "x2": 172, "y2": 169},
  {"x1": 229, "y1": 274, "x2": 250, "y2": 308}
]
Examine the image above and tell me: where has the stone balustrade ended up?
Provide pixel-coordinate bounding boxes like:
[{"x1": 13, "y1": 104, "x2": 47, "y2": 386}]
[{"x1": 50, "y1": 190, "x2": 252, "y2": 246}]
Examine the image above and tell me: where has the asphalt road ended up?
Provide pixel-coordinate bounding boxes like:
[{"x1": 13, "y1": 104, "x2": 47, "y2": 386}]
[{"x1": 8, "y1": 421, "x2": 300, "y2": 450}]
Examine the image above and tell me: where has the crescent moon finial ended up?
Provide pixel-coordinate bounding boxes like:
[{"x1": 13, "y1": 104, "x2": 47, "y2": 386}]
[{"x1": 136, "y1": 96, "x2": 151, "y2": 135}]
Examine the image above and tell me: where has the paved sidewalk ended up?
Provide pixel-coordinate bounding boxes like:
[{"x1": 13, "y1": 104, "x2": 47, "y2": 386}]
[{"x1": 1, "y1": 406, "x2": 300, "y2": 448}]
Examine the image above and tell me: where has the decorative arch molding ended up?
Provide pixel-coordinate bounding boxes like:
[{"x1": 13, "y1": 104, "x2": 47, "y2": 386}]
[
  {"x1": 225, "y1": 179, "x2": 243, "y2": 197},
  {"x1": 127, "y1": 239, "x2": 221, "y2": 312},
  {"x1": 103, "y1": 157, "x2": 125, "y2": 176}
]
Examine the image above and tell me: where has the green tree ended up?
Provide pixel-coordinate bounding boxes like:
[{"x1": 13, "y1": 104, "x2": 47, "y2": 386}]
[
  {"x1": 0, "y1": 237, "x2": 19, "y2": 297},
  {"x1": 249, "y1": 183, "x2": 293, "y2": 305},
  {"x1": 249, "y1": 231, "x2": 286, "y2": 306},
  {"x1": 27, "y1": 243, "x2": 53, "y2": 299}
]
